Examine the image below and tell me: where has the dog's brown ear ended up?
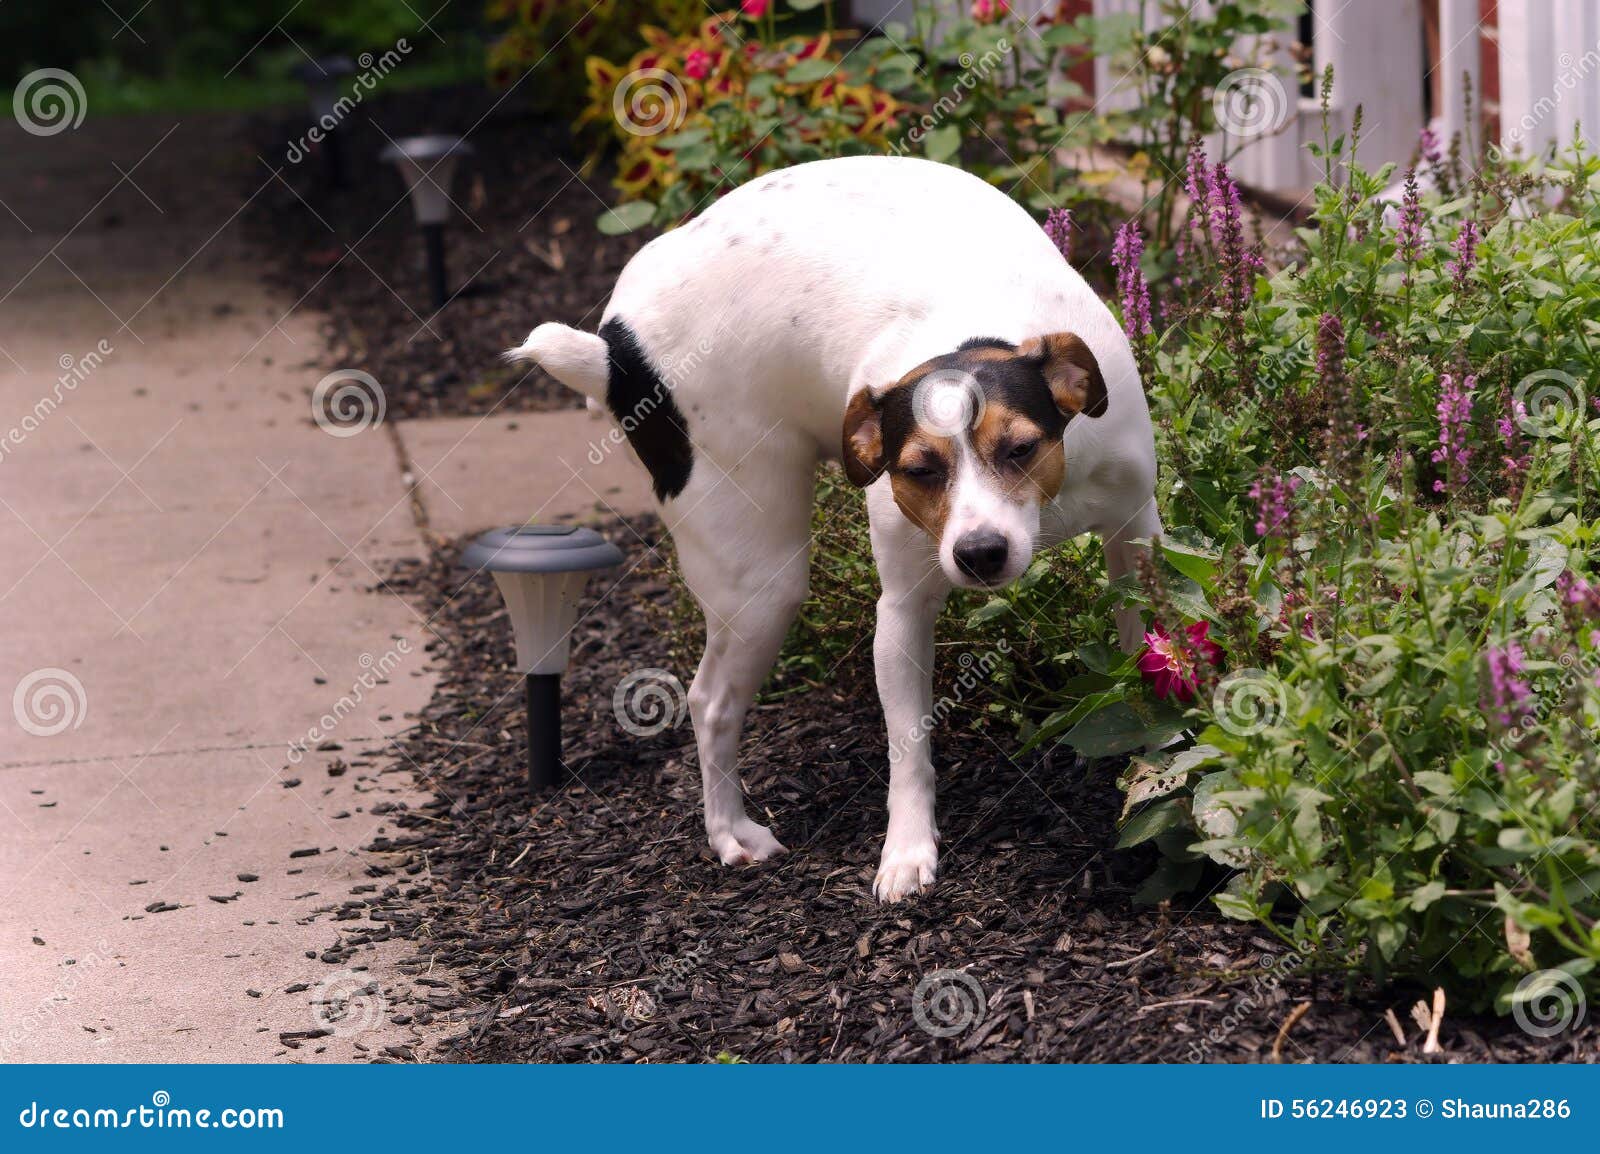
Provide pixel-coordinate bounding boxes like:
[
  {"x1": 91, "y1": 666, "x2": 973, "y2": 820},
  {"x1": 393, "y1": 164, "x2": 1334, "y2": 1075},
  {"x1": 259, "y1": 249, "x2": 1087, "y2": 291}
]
[
  {"x1": 841, "y1": 388, "x2": 886, "y2": 486},
  {"x1": 1019, "y1": 332, "x2": 1108, "y2": 419}
]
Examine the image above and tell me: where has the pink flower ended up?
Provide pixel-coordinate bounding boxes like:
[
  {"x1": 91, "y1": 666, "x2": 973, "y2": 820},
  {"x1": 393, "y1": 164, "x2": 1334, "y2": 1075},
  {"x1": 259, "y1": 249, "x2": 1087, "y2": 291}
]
[
  {"x1": 684, "y1": 49, "x2": 712, "y2": 81},
  {"x1": 1137, "y1": 621, "x2": 1222, "y2": 703},
  {"x1": 1110, "y1": 218, "x2": 1152, "y2": 340},
  {"x1": 1430, "y1": 372, "x2": 1475, "y2": 496},
  {"x1": 1446, "y1": 219, "x2": 1480, "y2": 292},
  {"x1": 1249, "y1": 470, "x2": 1301, "y2": 540},
  {"x1": 740, "y1": 0, "x2": 769, "y2": 17},
  {"x1": 1484, "y1": 642, "x2": 1532, "y2": 728},
  {"x1": 1043, "y1": 207, "x2": 1072, "y2": 263},
  {"x1": 970, "y1": 0, "x2": 1009, "y2": 22}
]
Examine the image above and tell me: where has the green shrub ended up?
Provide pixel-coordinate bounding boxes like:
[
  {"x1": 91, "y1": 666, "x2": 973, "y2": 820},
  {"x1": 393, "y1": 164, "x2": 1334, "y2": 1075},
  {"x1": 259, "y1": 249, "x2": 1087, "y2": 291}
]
[{"x1": 755, "y1": 92, "x2": 1600, "y2": 1007}]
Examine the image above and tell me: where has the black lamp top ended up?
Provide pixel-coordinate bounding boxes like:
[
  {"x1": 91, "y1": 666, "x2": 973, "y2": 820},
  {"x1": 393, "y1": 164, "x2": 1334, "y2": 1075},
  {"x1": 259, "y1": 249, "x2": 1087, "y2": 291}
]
[{"x1": 460, "y1": 524, "x2": 624, "y2": 575}]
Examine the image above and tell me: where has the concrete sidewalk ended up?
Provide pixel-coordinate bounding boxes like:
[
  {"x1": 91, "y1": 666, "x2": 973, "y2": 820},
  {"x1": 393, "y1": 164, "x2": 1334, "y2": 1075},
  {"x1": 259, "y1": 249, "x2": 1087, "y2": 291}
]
[{"x1": 0, "y1": 114, "x2": 650, "y2": 1062}]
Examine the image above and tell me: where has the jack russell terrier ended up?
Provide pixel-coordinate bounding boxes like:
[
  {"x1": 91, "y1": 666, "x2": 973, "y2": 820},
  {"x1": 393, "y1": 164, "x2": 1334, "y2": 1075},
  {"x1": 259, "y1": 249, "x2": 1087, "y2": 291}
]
[{"x1": 510, "y1": 155, "x2": 1160, "y2": 902}]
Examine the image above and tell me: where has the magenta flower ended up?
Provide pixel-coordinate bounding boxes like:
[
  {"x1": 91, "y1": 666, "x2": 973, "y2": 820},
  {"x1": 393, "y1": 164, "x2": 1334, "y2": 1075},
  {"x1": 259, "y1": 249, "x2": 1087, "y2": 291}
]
[
  {"x1": 1447, "y1": 219, "x2": 1480, "y2": 292},
  {"x1": 1484, "y1": 642, "x2": 1533, "y2": 728},
  {"x1": 1043, "y1": 207, "x2": 1072, "y2": 263},
  {"x1": 1557, "y1": 571, "x2": 1600, "y2": 616},
  {"x1": 1431, "y1": 373, "x2": 1475, "y2": 495},
  {"x1": 683, "y1": 49, "x2": 713, "y2": 81},
  {"x1": 1110, "y1": 218, "x2": 1153, "y2": 340},
  {"x1": 1497, "y1": 394, "x2": 1530, "y2": 482},
  {"x1": 1138, "y1": 621, "x2": 1222, "y2": 703},
  {"x1": 740, "y1": 0, "x2": 769, "y2": 17}
]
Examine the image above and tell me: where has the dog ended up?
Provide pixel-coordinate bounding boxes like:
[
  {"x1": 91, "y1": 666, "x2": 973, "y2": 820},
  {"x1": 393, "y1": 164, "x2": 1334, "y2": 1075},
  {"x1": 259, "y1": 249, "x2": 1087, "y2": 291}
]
[{"x1": 510, "y1": 155, "x2": 1159, "y2": 902}]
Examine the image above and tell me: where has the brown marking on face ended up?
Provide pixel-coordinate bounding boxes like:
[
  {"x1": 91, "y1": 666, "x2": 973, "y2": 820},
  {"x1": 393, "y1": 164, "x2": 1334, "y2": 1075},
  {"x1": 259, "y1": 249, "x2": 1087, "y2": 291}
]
[
  {"x1": 890, "y1": 432, "x2": 955, "y2": 538},
  {"x1": 971, "y1": 401, "x2": 1065, "y2": 505}
]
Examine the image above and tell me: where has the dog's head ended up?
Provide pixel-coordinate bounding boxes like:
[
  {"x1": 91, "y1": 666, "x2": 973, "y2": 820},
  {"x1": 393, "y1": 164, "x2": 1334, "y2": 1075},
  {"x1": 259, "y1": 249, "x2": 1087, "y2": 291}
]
[{"x1": 841, "y1": 333, "x2": 1107, "y2": 588}]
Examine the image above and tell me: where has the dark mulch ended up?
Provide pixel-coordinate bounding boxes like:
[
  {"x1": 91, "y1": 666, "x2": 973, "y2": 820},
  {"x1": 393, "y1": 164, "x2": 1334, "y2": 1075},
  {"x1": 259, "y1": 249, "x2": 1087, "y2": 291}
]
[
  {"x1": 243, "y1": 85, "x2": 647, "y2": 419},
  {"x1": 351, "y1": 518, "x2": 1594, "y2": 1062}
]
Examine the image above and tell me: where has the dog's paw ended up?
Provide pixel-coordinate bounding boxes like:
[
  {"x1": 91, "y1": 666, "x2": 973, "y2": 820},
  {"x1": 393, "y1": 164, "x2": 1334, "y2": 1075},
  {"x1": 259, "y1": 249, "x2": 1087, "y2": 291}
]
[
  {"x1": 708, "y1": 818, "x2": 786, "y2": 866},
  {"x1": 873, "y1": 838, "x2": 938, "y2": 903}
]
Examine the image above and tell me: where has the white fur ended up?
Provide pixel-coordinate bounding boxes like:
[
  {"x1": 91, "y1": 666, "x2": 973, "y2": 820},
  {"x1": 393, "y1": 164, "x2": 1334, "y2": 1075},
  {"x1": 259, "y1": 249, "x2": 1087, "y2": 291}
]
[{"x1": 520, "y1": 156, "x2": 1160, "y2": 901}]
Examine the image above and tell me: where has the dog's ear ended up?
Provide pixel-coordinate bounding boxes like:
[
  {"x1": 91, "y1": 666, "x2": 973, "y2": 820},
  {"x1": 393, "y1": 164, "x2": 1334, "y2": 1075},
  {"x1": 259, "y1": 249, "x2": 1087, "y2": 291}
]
[
  {"x1": 1019, "y1": 332, "x2": 1108, "y2": 419},
  {"x1": 841, "y1": 387, "x2": 886, "y2": 486}
]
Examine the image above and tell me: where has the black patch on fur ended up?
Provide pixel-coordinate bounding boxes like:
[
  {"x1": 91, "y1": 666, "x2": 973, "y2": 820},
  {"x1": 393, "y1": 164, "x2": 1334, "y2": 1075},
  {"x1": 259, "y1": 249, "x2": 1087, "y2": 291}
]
[
  {"x1": 599, "y1": 317, "x2": 694, "y2": 502},
  {"x1": 956, "y1": 336, "x2": 1016, "y2": 352}
]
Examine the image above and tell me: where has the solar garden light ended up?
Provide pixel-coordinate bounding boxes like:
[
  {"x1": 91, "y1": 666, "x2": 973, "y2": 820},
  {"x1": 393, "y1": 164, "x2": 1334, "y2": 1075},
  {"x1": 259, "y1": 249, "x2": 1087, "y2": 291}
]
[
  {"x1": 292, "y1": 56, "x2": 355, "y2": 188},
  {"x1": 461, "y1": 525, "x2": 624, "y2": 791},
  {"x1": 380, "y1": 134, "x2": 474, "y2": 310}
]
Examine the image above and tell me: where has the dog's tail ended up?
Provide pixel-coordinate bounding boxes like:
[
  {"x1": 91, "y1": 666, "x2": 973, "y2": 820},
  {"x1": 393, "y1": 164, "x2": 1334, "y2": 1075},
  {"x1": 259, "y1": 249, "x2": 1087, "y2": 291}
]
[{"x1": 504, "y1": 323, "x2": 609, "y2": 404}]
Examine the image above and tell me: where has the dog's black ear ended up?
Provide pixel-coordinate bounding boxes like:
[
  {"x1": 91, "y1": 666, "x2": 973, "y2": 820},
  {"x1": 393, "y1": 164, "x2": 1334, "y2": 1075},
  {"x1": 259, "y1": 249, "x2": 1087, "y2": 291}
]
[
  {"x1": 1019, "y1": 332, "x2": 1108, "y2": 419},
  {"x1": 841, "y1": 387, "x2": 886, "y2": 486}
]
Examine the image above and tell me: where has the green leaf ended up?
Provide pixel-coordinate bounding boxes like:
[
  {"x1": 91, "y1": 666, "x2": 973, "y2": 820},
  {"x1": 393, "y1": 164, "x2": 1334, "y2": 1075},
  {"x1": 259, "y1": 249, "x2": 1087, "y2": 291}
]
[
  {"x1": 784, "y1": 57, "x2": 836, "y2": 85},
  {"x1": 596, "y1": 200, "x2": 657, "y2": 235},
  {"x1": 923, "y1": 124, "x2": 962, "y2": 163},
  {"x1": 965, "y1": 597, "x2": 1011, "y2": 627},
  {"x1": 1061, "y1": 702, "x2": 1186, "y2": 757},
  {"x1": 1116, "y1": 797, "x2": 1191, "y2": 849}
]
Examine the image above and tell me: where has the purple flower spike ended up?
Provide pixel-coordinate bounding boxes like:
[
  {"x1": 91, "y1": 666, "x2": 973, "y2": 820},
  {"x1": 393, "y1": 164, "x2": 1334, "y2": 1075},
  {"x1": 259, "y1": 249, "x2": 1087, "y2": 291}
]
[
  {"x1": 1397, "y1": 169, "x2": 1424, "y2": 280},
  {"x1": 1484, "y1": 641, "x2": 1532, "y2": 728},
  {"x1": 1043, "y1": 207, "x2": 1072, "y2": 263},
  {"x1": 1431, "y1": 373, "x2": 1475, "y2": 496},
  {"x1": 1447, "y1": 219, "x2": 1480, "y2": 292},
  {"x1": 1248, "y1": 471, "x2": 1301, "y2": 540},
  {"x1": 1110, "y1": 218, "x2": 1153, "y2": 340},
  {"x1": 1419, "y1": 126, "x2": 1442, "y2": 168}
]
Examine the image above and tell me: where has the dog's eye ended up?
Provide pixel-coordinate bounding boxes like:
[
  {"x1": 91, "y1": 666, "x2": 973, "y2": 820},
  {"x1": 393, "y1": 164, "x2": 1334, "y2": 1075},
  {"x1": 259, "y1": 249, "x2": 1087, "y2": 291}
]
[
  {"x1": 1007, "y1": 440, "x2": 1039, "y2": 462},
  {"x1": 902, "y1": 463, "x2": 942, "y2": 482}
]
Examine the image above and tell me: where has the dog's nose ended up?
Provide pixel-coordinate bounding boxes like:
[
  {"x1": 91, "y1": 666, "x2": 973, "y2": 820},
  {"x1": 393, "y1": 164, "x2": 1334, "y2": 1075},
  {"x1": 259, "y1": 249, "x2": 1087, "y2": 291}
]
[{"x1": 953, "y1": 531, "x2": 1009, "y2": 582}]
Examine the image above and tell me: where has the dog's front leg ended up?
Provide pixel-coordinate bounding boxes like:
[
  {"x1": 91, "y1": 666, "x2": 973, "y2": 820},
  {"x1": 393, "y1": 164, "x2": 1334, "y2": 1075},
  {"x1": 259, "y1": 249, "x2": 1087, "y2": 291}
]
[{"x1": 868, "y1": 500, "x2": 951, "y2": 902}]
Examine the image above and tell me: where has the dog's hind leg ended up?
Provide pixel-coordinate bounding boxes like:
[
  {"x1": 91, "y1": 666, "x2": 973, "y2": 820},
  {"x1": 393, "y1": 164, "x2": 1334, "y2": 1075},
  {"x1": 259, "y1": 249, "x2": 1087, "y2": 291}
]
[{"x1": 669, "y1": 454, "x2": 815, "y2": 866}]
